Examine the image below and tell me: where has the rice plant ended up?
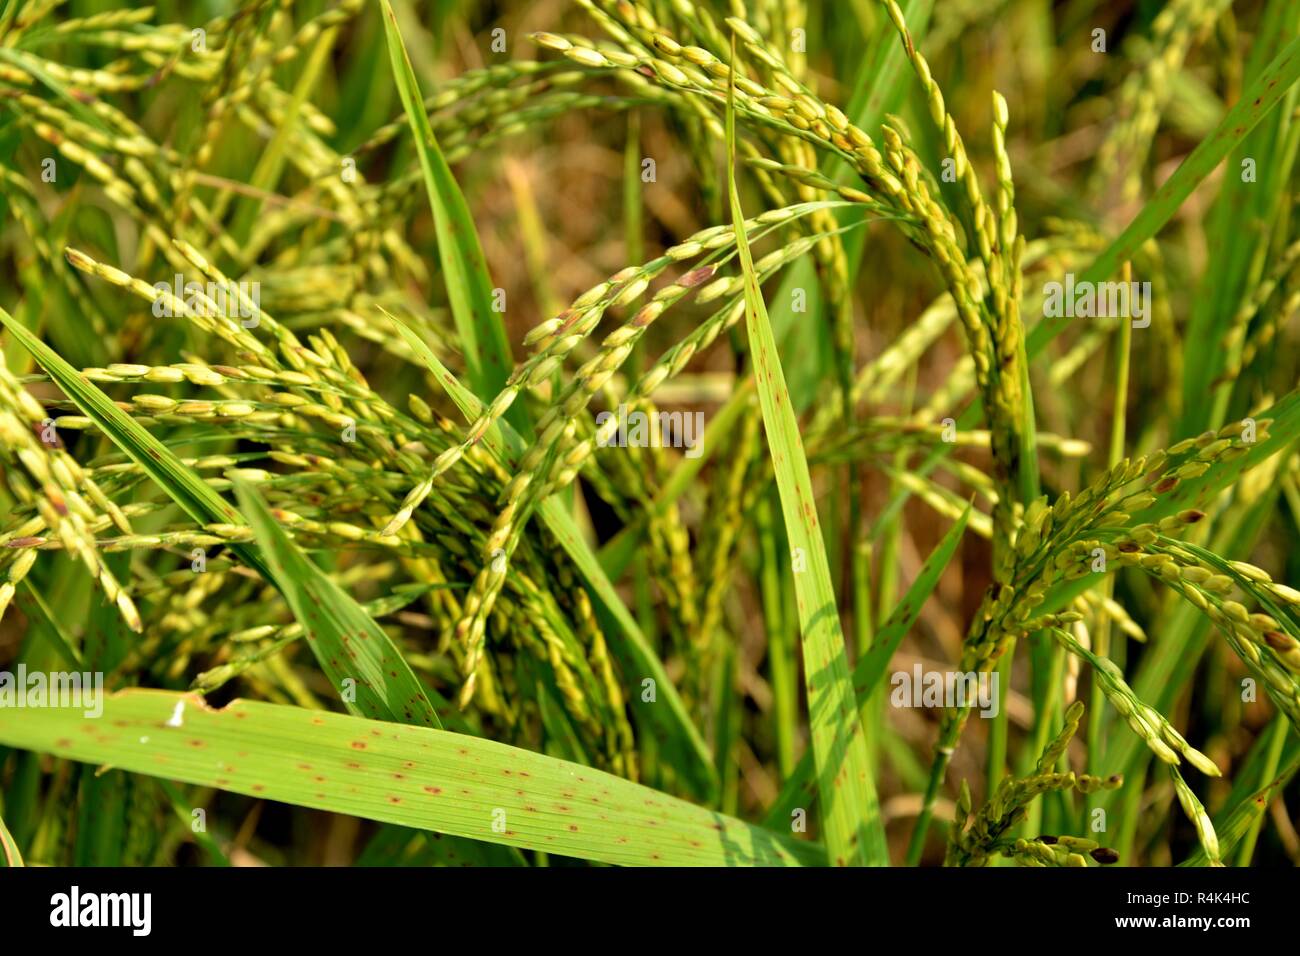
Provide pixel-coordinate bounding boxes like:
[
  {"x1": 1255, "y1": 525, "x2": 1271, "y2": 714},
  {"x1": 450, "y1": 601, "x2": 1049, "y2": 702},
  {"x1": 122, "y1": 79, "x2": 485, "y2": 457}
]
[{"x1": 0, "y1": 0, "x2": 1297, "y2": 869}]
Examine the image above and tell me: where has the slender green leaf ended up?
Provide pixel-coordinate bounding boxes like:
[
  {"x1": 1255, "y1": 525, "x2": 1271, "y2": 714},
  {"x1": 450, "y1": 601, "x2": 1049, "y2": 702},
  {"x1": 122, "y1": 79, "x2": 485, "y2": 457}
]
[
  {"x1": 765, "y1": 504, "x2": 972, "y2": 825},
  {"x1": 1032, "y1": 34, "x2": 1300, "y2": 351},
  {"x1": 74, "y1": 767, "x2": 126, "y2": 866},
  {"x1": 0, "y1": 306, "x2": 439, "y2": 732},
  {"x1": 157, "y1": 781, "x2": 230, "y2": 867},
  {"x1": 1180, "y1": 747, "x2": 1299, "y2": 867},
  {"x1": 725, "y1": 44, "x2": 886, "y2": 866},
  {"x1": 0, "y1": 808, "x2": 21, "y2": 867},
  {"x1": 1180, "y1": 0, "x2": 1300, "y2": 433},
  {"x1": 0, "y1": 690, "x2": 818, "y2": 867},
  {"x1": 0, "y1": 304, "x2": 271, "y2": 593},
  {"x1": 14, "y1": 581, "x2": 83, "y2": 669},
  {"x1": 854, "y1": 503, "x2": 973, "y2": 699},
  {"x1": 233, "y1": 479, "x2": 441, "y2": 729},
  {"x1": 380, "y1": 0, "x2": 529, "y2": 436}
]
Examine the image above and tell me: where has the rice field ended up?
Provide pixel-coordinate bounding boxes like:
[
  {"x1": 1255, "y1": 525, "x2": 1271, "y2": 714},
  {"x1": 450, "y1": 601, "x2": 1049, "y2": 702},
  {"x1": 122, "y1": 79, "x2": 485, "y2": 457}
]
[{"x1": 0, "y1": 0, "x2": 1298, "y2": 870}]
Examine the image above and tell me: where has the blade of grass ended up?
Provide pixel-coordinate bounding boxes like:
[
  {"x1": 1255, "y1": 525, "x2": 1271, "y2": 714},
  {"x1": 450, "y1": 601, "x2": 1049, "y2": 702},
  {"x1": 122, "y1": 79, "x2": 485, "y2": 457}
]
[
  {"x1": 1181, "y1": 0, "x2": 1300, "y2": 434},
  {"x1": 1179, "y1": 755, "x2": 1300, "y2": 867},
  {"x1": 757, "y1": 492, "x2": 799, "y2": 780},
  {"x1": 73, "y1": 767, "x2": 126, "y2": 866},
  {"x1": 156, "y1": 780, "x2": 230, "y2": 867},
  {"x1": 232, "y1": 479, "x2": 441, "y2": 729},
  {"x1": 14, "y1": 581, "x2": 83, "y2": 670},
  {"x1": 764, "y1": 504, "x2": 971, "y2": 825},
  {"x1": 380, "y1": 0, "x2": 529, "y2": 436},
  {"x1": 1087, "y1": 264, "x2": 1134, "y2": 811},
  {"x1": 855, "y1": 503, "x2": 973, "y2": 697},
  {"x1": 0, "y1": 808, "x2": 21, "y2": 867},
  {"x1": 0, "y1": 690, "x2": 819, "y2": 867},
  {"x1": 725, "y1": 37, "x2": 886, "y2": 866},
  {"x1": 1234, "y1": 715, "x2": 1289, "y2": 864},
  {"x1": 0, "y1": 304, "x2": 271, "y2": 590}
]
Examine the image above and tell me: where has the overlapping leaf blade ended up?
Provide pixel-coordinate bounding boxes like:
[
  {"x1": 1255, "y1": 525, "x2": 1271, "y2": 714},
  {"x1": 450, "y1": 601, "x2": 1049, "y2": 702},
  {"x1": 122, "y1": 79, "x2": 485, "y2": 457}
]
[
  {"x1": 0, "y1": 691, "x2": 817, "y2": 867},
  {"x1": 0, "y1": 810, "x2": 21, "y2": 867},
  {"x1": 765, "y1": 504, "x2": 972, "y2": 826},
  {"x1": 380, "y1": 0, "x2": 528, "y2": 436},
  {"x1": 724, "y1": 46, "x2": 886, "y2": 866},
  {"x1": 233, "y1": 480, "x2": 441, "y2": 729},
  {"x1": 0, "y1": 305, "x2": 265, "y2": 585}
]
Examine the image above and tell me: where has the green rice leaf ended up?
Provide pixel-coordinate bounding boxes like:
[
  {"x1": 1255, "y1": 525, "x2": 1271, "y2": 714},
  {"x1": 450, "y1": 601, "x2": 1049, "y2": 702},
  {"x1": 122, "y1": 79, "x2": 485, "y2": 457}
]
[
  {"x1": 855, "y1": 502, "x2": 973, "y2": 699},
  {"x1": 1032, "y1": 33, "x2": 1300, "y2": 352},
  {"x1": 0, "y1": 306, "x2": 437, "y2": 729},
  {"x1": 0, "y1": 809, "x2": 21, "y2": 867},
  {"x1": 725, "y1": 39, "x2": 886, "y2": 866},
  {"x1": 156, "y1": 780, "x2": 230, "y2": 867},
  {"x1": 380, "y1": 0, "x2": 529, "y2": 436},
  {"x1": 765, "y1": 504, "x2": 972, "y2": 826},
  {"x1": 1179, "y1": 754, "x2": 1299, "y2": 867},
  {"x1": 0, "y1": 690, "x2": 818, "y2": 867},
  {"x1": 14, "y1": 581, "x2": 83, "y2": 670},
  {"x1": 73, "y1": 767, "x2": 126, "y2": 866},
  {"x1": 232, "y1": 479, "x2": 441, "y2": 730}
]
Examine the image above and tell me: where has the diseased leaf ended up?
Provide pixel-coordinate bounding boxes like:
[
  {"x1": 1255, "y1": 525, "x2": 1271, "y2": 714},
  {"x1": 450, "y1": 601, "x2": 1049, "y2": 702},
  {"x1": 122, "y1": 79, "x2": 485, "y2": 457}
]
[
  {"x1": 0, "y1": 691, "x2": 818, "y2": 868},
  {"x1": 725, "y1": 41, "x2": 886, "y2": 866},
  {"x1": 233, "y1": 479, "x2": 441, "y2": 729}
]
